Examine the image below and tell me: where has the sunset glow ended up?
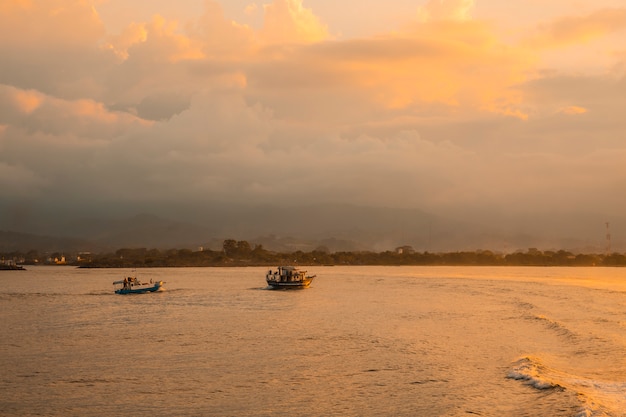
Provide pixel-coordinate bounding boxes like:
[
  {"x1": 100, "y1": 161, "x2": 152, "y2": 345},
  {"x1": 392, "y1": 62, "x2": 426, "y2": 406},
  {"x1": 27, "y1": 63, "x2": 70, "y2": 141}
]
[{"x1": 1, "y1": 0, "x2": 626, "y2": 244}]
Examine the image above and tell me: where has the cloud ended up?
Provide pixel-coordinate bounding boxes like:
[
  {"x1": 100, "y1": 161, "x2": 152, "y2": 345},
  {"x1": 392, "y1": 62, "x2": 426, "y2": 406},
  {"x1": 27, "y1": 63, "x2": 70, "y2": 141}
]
[
  {"x1": 0, "y1": 1, "x2": 115, "y2": 101},
  {"x1": 194, "y1": 0, "x2": 256, "y2": 58},
  {"x1": 102, "y1": 13, "x2": 229, "y2": 119},
  {"x1": 8, "y1": 88, "x2": 43, "y2": 114},
  {"x1": 127, "y1": 15, "x2": 204, "y2": 63},
  {"x1": 260, "y1": 0, "x2": 330, "y2": 44},
  {"x1": 0, "y1": 84, "x2": 153, "y2": 204},
  {"x1": 249, "y1": 20, "x2": 534, "y2": 119},
  {"x1": 0, "y1": 161, "x2": 49, "y2": 198},
  {"x1": 244, "y1": 3, "x2": 258, "y2": 16},
  {"x1": 1, "y1": 0, "x2": 626, "y2": 233},
  {"x1": 0, "y1": 0, "x2": 105, "y2": 46},
  {"x1": 103, "y1": 22, "x2": 148, "y2": 60},
  {"x1": 417, "y1": 0, "x2": 475, "y2": 22},
  {"x1": 558, "y1": 105, "x2": 587, "y2": 115},
  {"x1": 527, "y1": 8, "x2": 626, "y2": 48}
]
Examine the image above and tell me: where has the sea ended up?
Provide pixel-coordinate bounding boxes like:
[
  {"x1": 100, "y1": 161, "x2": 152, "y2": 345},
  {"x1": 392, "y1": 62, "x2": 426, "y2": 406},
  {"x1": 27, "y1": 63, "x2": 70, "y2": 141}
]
[{"x1": 2, "y1": 265, "x2": 626, "y2": 417}]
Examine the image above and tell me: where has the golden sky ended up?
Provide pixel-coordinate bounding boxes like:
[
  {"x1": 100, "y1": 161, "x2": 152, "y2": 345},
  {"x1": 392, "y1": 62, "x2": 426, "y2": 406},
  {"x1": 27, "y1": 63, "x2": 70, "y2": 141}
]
[{"x1": 1, "y1": 0, "x2": 626, "y2": 232}]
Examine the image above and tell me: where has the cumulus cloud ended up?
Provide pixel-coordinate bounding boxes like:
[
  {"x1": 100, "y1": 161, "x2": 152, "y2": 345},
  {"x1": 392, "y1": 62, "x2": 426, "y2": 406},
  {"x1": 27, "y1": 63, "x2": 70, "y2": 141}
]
[
  {"x1": 103, "y1": 22, "x2": 148, "y2": 60},
  {"x1": 0, "y1": 0, "x2": 105, "y2": 46},
  {"x1": 260, "y1": 0, "x2": 330, "y2": 44},
  {"x1": 248, "y1": 20, "x2": 534, "y2": 119},
  {"x1": 0, "y1": 0, "x2": 112, "y2": 99},
  {"x1": 195, "y1": 0, "x2": 256, "y2": 58},
  {"x1": 0, "y1": 84, "x2": 148, "y2": 138}
]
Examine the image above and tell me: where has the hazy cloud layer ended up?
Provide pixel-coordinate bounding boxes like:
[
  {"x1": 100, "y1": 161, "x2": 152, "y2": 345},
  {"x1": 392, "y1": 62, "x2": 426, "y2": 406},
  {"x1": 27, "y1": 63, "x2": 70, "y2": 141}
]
[{"x1": 1, "y1": 0, "x2": 626, "y2": 236}]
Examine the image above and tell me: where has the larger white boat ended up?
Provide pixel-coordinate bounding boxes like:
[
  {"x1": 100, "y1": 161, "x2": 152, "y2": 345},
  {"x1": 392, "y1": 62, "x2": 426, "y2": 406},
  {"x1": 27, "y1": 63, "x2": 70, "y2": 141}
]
[{"x1": 266, "y1": 266, "x2": 315, "y2": 289}]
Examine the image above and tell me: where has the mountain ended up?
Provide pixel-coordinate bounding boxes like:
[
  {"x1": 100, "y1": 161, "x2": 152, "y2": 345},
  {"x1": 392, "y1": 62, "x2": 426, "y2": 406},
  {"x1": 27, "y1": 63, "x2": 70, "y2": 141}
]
[
  {"x1": 0, "y1": 230, "x2": 102, "y2": 253},
  {"x1": 0, "y1": 214, "x2": 216, "y2": 253},
  {"x1": 0, "y1": 204, "x2": 621, "y2": 253},
  {"x1": 65, "y1": 213, "x2": 218, "y2": 250}
]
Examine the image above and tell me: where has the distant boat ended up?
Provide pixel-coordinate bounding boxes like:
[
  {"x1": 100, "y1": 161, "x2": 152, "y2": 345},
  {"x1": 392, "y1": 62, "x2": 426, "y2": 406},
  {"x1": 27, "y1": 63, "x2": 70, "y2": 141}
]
[
  {"x1": 0, "y1": 262, "x2": 25, "y2": 270},
  {"x1": 113, "y1": 276, "x2": 165, "y2": 294},
  {"x1": 266, "y1": 266, "x2": 315, "y2": 289}
]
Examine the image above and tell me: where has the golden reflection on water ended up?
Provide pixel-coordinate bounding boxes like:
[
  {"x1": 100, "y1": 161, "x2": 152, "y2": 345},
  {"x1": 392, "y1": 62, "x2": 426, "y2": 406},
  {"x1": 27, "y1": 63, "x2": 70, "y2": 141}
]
[{"x1": 2, "y1": 265, "x2": 626, "y2": 416}]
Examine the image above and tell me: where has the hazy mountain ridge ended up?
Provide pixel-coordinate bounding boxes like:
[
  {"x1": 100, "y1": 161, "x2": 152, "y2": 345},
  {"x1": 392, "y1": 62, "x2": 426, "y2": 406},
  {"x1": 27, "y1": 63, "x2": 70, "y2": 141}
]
[
  {"x1": 0, "y1": 230, "x2": 103, "y2": 253},
  {"x1": 1, "y1": 204, "x2": 621, "y2": 253}
]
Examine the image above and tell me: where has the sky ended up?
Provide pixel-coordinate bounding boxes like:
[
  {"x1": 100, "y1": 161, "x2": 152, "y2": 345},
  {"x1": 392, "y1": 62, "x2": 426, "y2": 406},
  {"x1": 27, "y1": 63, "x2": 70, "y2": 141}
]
[{"x1": 1, "y1": 0, "x2": 626, "y2": 242}]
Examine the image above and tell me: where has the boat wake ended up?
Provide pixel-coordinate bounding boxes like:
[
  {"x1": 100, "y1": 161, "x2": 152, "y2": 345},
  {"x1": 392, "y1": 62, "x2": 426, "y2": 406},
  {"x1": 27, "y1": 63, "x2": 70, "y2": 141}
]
[
  {"x1": 508, "y1": 356, "x2": 626, "y2": 417},
  {"x1": 507, "y1": 356, "x2": 562, "y2": 390},
  {"x1": 531, "y1": 314, "x2": 581, "y2": 344}
]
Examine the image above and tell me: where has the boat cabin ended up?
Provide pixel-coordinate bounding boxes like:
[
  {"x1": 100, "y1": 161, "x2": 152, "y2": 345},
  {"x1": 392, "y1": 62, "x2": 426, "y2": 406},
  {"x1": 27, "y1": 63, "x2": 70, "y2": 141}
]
[{"x1": 267, "y1": 266, "x2": 306, "y2": 282}]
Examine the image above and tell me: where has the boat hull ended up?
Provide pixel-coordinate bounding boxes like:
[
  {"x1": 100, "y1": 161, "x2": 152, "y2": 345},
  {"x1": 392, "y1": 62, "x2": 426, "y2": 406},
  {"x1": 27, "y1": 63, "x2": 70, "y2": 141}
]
[
  {"x1": 115, "y1": 281, "x2": 165, "y2": 294},
  {"x1": 266, "y1": 277, "x2": 314, "y2": 289}
]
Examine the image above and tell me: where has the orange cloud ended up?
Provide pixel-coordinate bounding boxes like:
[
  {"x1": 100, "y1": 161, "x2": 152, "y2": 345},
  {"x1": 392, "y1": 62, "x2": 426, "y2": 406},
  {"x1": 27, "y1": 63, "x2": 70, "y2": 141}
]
[
  {"x1": 558, "y1": 105, "x2": 588, "y2": 115},
  {"x1": 195, "y1": 1, "x2": 256, "y2": 59},
  {"x1": 12, "y1": 88, "x2": 43, "y2": 114},
  {"x1": 260, "y1": 0, "x2": 329, "y2": 44},
  {"x1": 0, "y1": 0, "x2": 105, "y2": 46},
  {"x1": 417, "y1": 0, "x2": 475, "y2": 22},
  {"x1": 146, "y1": 15, "x2": 205, "y2": 62},
  {"x1": 103, "y1": 22, "x2": 148, "y2": 60},
  {"x1": 254, "y1": 20, "x2": 534, "y2": 118},
  {"x1": 68, "y1": 99, "x2": 119, "y2": 123},
  {"x1": 244, "y1": 3, "x2": 258, "y2": 16},
  {"x1": 527, "y1": 8, "x2": 626, "y2": 48},
  {"x1": 103, "y1": 14, "x2": 207, "y2": 63},
  {"x1": 0, "y1": 84, "x2": 151, "y2": 141}
]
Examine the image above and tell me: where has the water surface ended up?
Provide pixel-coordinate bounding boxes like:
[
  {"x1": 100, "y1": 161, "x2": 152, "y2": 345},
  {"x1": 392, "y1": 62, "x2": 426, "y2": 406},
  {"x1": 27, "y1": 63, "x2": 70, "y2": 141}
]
[{"x1": 2, "y1": 266, "x2": 626, "y2": 416}]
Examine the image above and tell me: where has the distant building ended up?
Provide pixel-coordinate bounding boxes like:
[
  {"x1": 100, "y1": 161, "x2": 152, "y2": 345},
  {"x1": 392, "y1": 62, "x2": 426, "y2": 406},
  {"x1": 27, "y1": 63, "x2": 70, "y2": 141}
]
[
  {"x1": 395, "y1": 245, "x2": 415, "y2": 254},
  {"x1": 77, "y1": 252, "x2": 92, "y2": 262}
]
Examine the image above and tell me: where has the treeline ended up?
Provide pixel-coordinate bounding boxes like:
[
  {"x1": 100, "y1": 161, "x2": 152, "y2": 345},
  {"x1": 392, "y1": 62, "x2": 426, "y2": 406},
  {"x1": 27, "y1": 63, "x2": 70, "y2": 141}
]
[{"x1": 4, "y1": 239, "x2": 626, "y2": 267}]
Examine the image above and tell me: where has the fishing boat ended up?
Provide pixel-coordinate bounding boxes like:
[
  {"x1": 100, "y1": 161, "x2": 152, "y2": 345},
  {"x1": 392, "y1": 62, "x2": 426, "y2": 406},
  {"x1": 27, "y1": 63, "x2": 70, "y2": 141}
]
[
  {"x1": 113, "y1": 276, "x2": 165, "y2": 294},
  {"x1": 0, "y1": 264, "x2": 25, "y2": 270},
  {"x1": 266, "y1": 266, "x2": 315, "y2": 289}
]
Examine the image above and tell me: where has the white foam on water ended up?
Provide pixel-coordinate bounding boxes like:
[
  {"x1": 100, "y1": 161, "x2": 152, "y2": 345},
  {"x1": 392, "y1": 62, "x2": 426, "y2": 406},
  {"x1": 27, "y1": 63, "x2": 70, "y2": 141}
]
[{"x1": 509, "y1": 356, "x2": 626, "y2": 417}]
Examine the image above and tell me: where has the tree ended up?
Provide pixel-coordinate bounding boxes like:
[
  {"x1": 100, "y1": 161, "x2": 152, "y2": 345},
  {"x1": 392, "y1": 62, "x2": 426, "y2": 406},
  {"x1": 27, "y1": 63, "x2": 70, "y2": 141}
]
[
  {"x1": 223, "y1": 239, "x2": 238, "y2": 257},
  {"x1": 236, "y1": 240, "x2": 252, "y2": 256}
]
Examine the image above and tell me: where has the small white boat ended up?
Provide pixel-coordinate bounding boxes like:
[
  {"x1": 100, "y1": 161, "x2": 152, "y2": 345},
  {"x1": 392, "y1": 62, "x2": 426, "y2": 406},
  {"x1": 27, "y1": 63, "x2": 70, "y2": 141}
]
[
  {"x1": 113, "y1": 276, "x2": 165, "y2": 294},
  {"x1": 266, "y1": 266, "x2": 315, "y2": 289}
]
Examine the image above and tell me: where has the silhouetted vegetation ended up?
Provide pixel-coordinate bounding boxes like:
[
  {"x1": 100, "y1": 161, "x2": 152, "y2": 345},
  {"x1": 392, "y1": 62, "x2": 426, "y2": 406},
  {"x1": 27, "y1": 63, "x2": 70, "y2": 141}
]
[{"x1": 2, "y1": 241, "x2": 626, "y2": 268}]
